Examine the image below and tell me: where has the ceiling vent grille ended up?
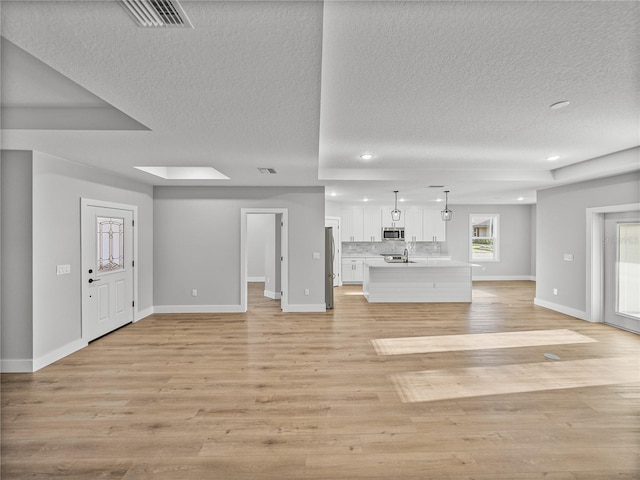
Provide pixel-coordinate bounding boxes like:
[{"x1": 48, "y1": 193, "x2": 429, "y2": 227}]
[
  {"x1": 121, "y1": 0, "x2": 194, "y2": 28},
  {"x1": 258, "y1": 168, "x2": 278, "y2": 175}
]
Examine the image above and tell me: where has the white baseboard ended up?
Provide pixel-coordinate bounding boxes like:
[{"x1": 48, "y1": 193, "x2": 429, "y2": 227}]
[
  {"x1": 2, "y1": 338, "x2": 90, "y2": 373},
  {"x1": 248, "y1": 276, "x2": 265, "y2": 282},
  {"x1": 282, "y1": 304, "x2": 326, "y2": 313},
  {"x1": 264, "y1": 289, "x2": 281, "y2": 300},
  {"x1": 473, "y1": 275, "x2": 536, "y2": 281},
  {"x1": 32, "y1": 338, "x2": 88, "y2": 372},
  {"x1": 534, "y1": 298, "x2": 589, "y2": 321},
  {"x1": 135, "y1": 306, "x2": 154, "y2": 322},
  {"x1": 153, "y1": 305, "x2": 245, "y2": 313},
  {"x1": 1, "y1": 358, "x2": 34, "y2": 373}
]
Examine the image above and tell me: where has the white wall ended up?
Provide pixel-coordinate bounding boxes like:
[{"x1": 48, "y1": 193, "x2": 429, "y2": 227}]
[
  {"x1": 536, "y1": 171, "x2": 640, "y2": 318},
  {"x1": 153, "y1": 186, "x2": 325, "y2": 309},
  {"x1": 247, "y1": 214, "x2": 270, "y2": 280},
  {"x1": 530, "y1": 204, "x2": 537, "y2": 278},
  {"x1": 325, "y1": 200, "x2": 341, "y2": 218},
  {"x1": 445, "y1": 204, "x2": 533, "y2": 280},
  {"x1": 1, "y1": 150, "x2": 154, "y2": 372},
  {"x1": 1, "y1": 151, "x2": 34, "y2": 364}
]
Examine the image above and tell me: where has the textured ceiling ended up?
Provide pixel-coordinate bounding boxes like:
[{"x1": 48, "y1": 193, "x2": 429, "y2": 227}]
[{"x1": 1, "y1": 1, "x2": 638, "y2": 204}]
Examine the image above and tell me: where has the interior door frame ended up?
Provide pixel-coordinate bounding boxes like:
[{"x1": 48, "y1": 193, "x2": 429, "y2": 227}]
[
  {"x1": 586, "y1": 202, "x2": 640, "y2": 323},
  {"x1": 240, "y1": 208, "x2": 288, "y2": 312},
  {"x1": 80, "y1": 198, "x2": 139, "y2": 342}
]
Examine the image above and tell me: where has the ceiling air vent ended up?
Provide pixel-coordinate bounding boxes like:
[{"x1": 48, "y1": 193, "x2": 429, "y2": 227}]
[
  {"x1": 121, "y1": 0, "x2": 194, "y2": 28},
  {"x1": 258, "y1": 168, "x2": 278, "y2": 175},
  {"x1": 428, "y1": 185, "x2": 445, "y2": 188}
]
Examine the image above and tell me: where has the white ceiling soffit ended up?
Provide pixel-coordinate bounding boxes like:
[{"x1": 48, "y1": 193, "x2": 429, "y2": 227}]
[
  {"x1": 0, "y1": 1, "x2": 638, "y2": 203},
  {"x1": 0, "y1": 37, "x2": 149, "y2": 131}
]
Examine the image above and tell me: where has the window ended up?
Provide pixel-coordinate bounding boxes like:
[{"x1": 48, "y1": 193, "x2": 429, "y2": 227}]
[{"x1": 470, "y1": 214, "x2": 499, "y2": 262}]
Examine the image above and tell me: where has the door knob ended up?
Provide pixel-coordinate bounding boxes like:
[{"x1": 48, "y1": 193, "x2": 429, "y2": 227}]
[{"x1": 88, "y1": 278, "x2": 101, "y2": 284}]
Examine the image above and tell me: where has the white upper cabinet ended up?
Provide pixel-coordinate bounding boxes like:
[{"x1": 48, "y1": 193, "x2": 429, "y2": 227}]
[
  {"x1": 363, "y1": 207, "x2": 383, "y2": 242},
  {"x1": 341, "y1": 208, "x2": 365, "y2": 242},
  {"x1": 423, "y1": 209, "x2": 447, "y2": 241},
  {"x1": 404, "y1": 208, "x2": 423, "y2": 242}
]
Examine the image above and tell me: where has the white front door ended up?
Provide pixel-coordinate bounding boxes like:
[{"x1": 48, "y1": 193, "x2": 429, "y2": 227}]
[
  {"x1": 81, "y1": 203, "x2": 134, "y2": 341},
  {"x1": 603, "y1": 212, "x2": 640, "y2": 334}
]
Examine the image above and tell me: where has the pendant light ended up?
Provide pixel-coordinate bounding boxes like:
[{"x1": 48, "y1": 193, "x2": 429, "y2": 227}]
[
  {"x1": 441, "y1": 190, "x2": 453, "y2": 221},
  {"x1": 391, "y1": 190, "x2": 401, "y2": 222}
]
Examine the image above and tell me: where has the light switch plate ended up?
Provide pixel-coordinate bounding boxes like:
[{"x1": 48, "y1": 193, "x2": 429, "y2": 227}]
[
  {"x1": 563, "y1": 253, "x2": 574, "y2": 261},
  {"x1": 312, "y1": 252, "x2": 320, "y2": 260},
  {"x1": 56, "y1": 264, "x2": 71, "y2": 275}
]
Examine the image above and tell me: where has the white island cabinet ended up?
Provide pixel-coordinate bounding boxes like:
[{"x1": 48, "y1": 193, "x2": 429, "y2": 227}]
[{"x1": 363, "y1": 259, "x2": 472, "y2": 303}]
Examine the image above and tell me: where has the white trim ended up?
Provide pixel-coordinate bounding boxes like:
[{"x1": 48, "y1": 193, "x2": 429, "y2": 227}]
[
  {"x1": 534, "y1": 297, "x2": 589, "y2": 321},
  {"x1": 241, "y1": 208, "x2": 289, "y2": 313},
  {"x1": 80, "y1": 198, "x2": 138, "y2": 341},
  {"x1": 135, "y1": 306, "x2": 154, "y2": 322},
  {"x1": 248, "y1": 276, "x2": 266, "y2": 282},
  {"x1": 33, "y1": 338, "x2": 88, "y2": 372},
  {"x1": 282, "y1": 303, "x2": 326, "y2": 313},
  {"x1": 586, "y1": 203, "x2": 640, "y2": 323},
  {"x1": 1, "y1": 359, "x2": 34, "y2": 373},
  {"x1": 473, "y1": 275, "x2": 536, "y2": 281},
  {"x1": 264, "y1": 290, "x2": 281, "y2": 300},
  {"x1": 153, "y1": 305, "x2": 244, "y2": 314}
]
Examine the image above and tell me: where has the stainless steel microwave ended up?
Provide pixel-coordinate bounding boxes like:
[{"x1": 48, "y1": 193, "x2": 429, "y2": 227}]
[{"x1": 382, "y1": 227, "x2": 405, "y2": 240}]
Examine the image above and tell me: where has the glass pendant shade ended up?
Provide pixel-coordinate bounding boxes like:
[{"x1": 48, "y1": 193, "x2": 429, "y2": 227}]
[
  {"x1": 441, "y1": 190, "x2": 453, "y2": 221},
  {"x1": 391, "y1": 190, "x2": 401, "y2": 222}
]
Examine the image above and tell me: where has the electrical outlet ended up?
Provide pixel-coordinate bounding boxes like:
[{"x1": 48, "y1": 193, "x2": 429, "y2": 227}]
[
  {"x1": 266, "y1": 277, "x2": 270, "y2": 284},
  {"x1": 192, "y1": 289, "x2": 198, "y2": 297},
  {"x1": 304, "y1": 288, "x2": 310, "y2": 296},
  {"x1": 553, "y1": 288, "x2": 558, "y2": 296},
  {"x1": 563, "y1": 253, "x2": 574, "y2": 262}
]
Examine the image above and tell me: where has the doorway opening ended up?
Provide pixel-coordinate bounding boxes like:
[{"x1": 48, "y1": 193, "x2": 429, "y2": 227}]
[
  {"x1": 240, "y1": 208, "x2": 288, "y2": 312},
  {"x1": 246, "y1": 213, "x2": 282, "y2": 312}
]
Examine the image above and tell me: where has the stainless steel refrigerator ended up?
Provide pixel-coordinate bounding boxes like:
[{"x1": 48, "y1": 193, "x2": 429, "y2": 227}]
[{"x1": 325, "y1": 227, "x2": 334, "y2": 309}]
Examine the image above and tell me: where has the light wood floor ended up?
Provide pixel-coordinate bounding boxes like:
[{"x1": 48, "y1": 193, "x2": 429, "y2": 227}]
[{"x1": 2, "y1": 281, "x2": 639, "y2": 479}]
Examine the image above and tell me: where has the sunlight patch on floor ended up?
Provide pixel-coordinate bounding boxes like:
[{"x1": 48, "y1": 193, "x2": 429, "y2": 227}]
[
  {"x1": 370, "y1": 329, "x2": 596, "y2": 356},
  {"x1": 389, "y1": 356, "x2": 640, "y2": 403}
]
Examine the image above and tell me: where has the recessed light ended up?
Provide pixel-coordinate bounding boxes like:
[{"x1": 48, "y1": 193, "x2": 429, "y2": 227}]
[
  {"x1": 549, "y1": 101, "x2": 570, "y2": 110},
  {"x1": 546, "y1": 155, "x2": 560, "y2": 161},
  {"x1": 363, "y1": 198, "x2": 369, "y2": 202},
  {"x1": 360, "y1": 153, "x2": 374, "y2": 160},
  {"x1": 399, "y1": 198, "x2": 406, "y2": 202},
  {"x1": 436, "y1": 198, "x2": 443, "y2": 202},
  {"x1": 330, "y1": 192, "x2": 337, "y2": 197},
  {"x1": 518, "y1": 196, "x2": 524, "y2": 201}
]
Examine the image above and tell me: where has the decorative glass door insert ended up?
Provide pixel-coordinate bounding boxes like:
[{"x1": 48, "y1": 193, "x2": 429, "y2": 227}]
[{"x1": 97, "y1": 216, "x2": 125, "y2": 274}]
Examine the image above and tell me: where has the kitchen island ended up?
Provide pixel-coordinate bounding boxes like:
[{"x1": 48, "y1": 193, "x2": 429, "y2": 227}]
[{"x1": 362, "y1": 259, "x2": 473, "y2": 303}]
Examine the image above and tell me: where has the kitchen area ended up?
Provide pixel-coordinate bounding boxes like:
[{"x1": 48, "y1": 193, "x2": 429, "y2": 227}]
[{"x1": 326, "y1": 194, "x2": 474, "y2": 304}]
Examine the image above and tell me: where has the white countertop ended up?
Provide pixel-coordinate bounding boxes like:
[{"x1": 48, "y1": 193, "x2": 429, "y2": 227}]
[{"x1": 364, "y1": 259, "x2": 473, "y2": 268}]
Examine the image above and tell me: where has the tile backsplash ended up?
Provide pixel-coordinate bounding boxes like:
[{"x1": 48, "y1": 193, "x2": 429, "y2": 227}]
[{"x1": 342, "y1": 241, "x2": 447, "y2": 256}]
